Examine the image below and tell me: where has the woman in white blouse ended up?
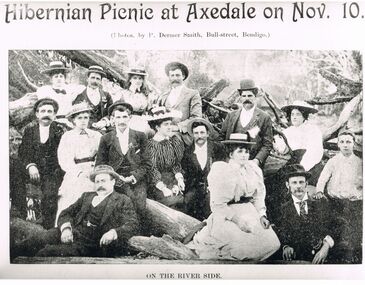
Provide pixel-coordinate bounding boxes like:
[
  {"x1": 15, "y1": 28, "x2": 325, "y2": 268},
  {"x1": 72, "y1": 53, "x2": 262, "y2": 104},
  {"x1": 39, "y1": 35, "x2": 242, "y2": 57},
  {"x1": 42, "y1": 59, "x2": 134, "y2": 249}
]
[
  {"x1": 55, "y1": 102, "x2": 102, "y2": 225},
  {"x1": 187, "y1": 133, "x2": 280, "y2": 261},
  {"x1": 275, "y1": 100, "x2": 324, "y2": 185}
]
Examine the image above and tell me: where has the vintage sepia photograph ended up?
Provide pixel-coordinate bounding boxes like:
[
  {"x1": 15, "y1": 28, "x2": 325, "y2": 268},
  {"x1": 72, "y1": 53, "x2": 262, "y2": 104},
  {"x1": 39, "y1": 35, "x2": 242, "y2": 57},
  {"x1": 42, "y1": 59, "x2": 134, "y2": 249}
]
[{"x1": 8, "y1": 49, "x2": 363, "y2": 266}]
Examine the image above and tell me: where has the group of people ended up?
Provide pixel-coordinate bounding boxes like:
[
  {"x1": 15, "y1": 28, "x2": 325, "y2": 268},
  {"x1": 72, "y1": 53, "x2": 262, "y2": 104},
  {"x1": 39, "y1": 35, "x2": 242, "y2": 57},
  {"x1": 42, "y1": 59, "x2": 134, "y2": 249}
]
[{"x1": 10, "y1": 60, "x2": 362, "y2": 264}]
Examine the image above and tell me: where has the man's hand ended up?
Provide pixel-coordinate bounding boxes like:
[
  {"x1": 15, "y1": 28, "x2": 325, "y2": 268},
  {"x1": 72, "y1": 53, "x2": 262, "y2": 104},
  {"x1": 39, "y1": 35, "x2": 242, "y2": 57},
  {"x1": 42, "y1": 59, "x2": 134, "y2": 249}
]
[
  {"x1": 100, "y1": 229, "x2": 118, "y2": 246},
  {"x1": 312, "y1": 191, "x2": 325, "y2": 200},
  {"x1": 28, "y1": 165, "x2": 40, "y2": 182},
  {"x1": 312, "y1": 242, "x2": 330, "y2": 264},
  {"x1": 177, "y1": 177, "x2": 185, "y2": 192},
  {"x1": 60, "y1": 228, "x2": 73, "y2": 244},
  {"x1": 282, "y1": 246, "x2": 295, "y2": 261},
  {"x1": 260, "y1": 216, "x2": 270, "y2": 229},
  {"x1": 161, "y1": 187, "x2": 173, "y2": 197}
]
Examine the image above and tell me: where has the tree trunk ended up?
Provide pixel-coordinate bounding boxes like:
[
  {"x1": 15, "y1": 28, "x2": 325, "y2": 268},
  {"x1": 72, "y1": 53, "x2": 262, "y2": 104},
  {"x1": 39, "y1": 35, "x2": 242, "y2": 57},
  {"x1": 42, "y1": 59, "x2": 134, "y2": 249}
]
[
  {"x1": 128, "y1": 235, "x2": 198, "y2": 260},
  {"x1": 145, "y1": 199, "x2": 200, "y2": 241}
]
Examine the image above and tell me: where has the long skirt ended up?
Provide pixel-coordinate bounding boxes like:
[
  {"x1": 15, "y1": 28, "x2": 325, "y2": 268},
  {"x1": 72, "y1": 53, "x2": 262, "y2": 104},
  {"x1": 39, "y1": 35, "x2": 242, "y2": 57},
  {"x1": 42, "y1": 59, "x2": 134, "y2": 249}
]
[{"x1": 187, "y1": 202, "x2": 280, "y2": 261}]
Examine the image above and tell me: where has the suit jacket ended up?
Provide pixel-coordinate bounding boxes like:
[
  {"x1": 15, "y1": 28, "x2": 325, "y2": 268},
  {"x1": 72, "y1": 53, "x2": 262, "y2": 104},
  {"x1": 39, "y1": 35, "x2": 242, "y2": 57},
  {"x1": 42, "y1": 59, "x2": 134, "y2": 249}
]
[
  {"x1": 158, "y1": 85, "x2": 202, "y2": 133},
  {"x1": 57, "y1": 191, "x2": 140, "y2": 247},
  {"x1": 72, "y1": 88, "x2": 113, "y2": 123},
  {"x1": 95, "y1": 129, "x2": 148, "y2": 182},
  {"x1": 182, "y1": 140, "x2": 225, "y2": 192},
  {"x1": 18, "y1": 121, "x2": 64, "y2": 176},
  {"x1": 275, "y1": 198, "x2": 336, "y2": 260},
  {"x1": 219, "y1": 107, "x2": 273, "y2": 165}
]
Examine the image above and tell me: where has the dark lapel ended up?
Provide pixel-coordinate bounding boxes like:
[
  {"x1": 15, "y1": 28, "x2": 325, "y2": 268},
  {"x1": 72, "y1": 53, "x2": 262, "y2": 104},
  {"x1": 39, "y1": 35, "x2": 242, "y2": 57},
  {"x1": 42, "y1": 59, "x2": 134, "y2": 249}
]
[
  {"x1": 190, "y1": 144, "x2": 201, "y2": 171},
  {"x1": 33, "y1": 122, "x2": 41, "y2": 144},
  {"x1": 111, "y1": 130, "x2": 124, "y2": 157},
  {"x1": 160, "y1": 90, "x2": 170, "y2": 106},
  {"x1": 100, "y1": 192, "x2": 118, "y2": 226},
  {"x1": 77, "y1": 192, "x2": 97, "y2": 224},
  {"x1": 228, "y1": 109, "x2": 241, "y2": 136}
]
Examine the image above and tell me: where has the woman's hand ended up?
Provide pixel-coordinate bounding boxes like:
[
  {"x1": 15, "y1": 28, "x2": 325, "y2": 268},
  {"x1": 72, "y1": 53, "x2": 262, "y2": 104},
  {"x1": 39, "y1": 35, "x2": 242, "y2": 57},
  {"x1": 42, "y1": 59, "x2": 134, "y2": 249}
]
[
  {"x1": 177, "y1": 177, "x2": 185, "y2": 192},
  {"x1": 260, "y1": 216, "x2": 271, "y2": 229},
  {"x1": 161, "y1": 187, "x2": 173, "y2": 197}
]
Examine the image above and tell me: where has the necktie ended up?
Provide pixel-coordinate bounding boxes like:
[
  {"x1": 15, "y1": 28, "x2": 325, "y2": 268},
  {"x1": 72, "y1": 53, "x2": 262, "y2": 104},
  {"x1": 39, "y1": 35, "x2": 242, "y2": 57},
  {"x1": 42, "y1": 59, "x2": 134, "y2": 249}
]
[
  {"x1": 53, "y1": 88, "x2": 66, "y2": 94},
  {"x1": 297, "y1": 201, "x2": 307, "y2": 217}
]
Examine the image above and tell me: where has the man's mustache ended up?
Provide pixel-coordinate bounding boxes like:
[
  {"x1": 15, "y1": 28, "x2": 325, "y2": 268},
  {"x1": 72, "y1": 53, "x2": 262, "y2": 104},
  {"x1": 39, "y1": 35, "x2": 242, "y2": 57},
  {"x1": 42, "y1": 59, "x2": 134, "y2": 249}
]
[
  {"x1": 243, "y1": 100, "x2": 253, "y2": 104},
  {"x1": 41, "y1": 116, "x2": 52, "y2": 120},
  {"x1": 97, "y1": 187, "x2": 106, "y2": 191},
  {"x1": 172, "y1": 80, "x2": 181, "y2": 83}
]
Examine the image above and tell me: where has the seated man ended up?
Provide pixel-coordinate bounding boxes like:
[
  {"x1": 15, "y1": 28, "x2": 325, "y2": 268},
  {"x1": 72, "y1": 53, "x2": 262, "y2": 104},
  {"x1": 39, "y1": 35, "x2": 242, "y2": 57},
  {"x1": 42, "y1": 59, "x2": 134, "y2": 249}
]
[
  {"x1": 182, "y1": 118, "x2": 225, "y2": 220},
  {"x1": 275, "y1": 164, "x2": 337, "y2": 264},
  {"x1": 314, "y1": 129, "x2": 362, "y2": 263},
  {"x1": 12, "y1": 165, "x2": 139, "y2": 258}
]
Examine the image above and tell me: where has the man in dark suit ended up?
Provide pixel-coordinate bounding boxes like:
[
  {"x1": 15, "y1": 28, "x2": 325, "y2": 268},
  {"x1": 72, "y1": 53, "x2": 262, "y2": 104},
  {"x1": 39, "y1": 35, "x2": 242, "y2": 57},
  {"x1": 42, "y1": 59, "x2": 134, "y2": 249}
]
[
  {"x1": 182, "y1": 118, "x2": 225, "y2": 220},
  {"x1": 275, "y1": 164, "x2": 337, "y2": 264},
  {"x1": 96, "y1": 101, "x2": 148, "y2": 226},
  {"x1": 12, "y1": 165, "x2": 139, "y2": 257},
  {"x1": 158, "y1": 62, "x2": 202, "y2": 135},
  {"x1": 219, "y1": 79, "x2": 273, "y2": 167},
  {"x1": 72, "y1": 65, "x2": 113, "y2": 131},
  {"x1": 18, "y1": 98, "x2": 65, "y2": 229}
]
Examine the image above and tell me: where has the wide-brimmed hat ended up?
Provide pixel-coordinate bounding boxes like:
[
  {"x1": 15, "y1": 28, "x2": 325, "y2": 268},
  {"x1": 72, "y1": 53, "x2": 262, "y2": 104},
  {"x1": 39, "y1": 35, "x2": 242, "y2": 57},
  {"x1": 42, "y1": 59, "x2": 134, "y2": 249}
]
[
  {"x1": 144, "y1": 106, "x2": 182, "y2": 122},
  {"x1": 237, "y1": 79, "x2": 258, "y2": 94},
  {"x1": 284, "y1": 164, "x2": 311, "y2": 180},
  {"x1": 89, "y1": 165, "x2": 120, "y2": 182},
  {"x1": 187, "y1": 118, "x2": 213, "y2": 136},
  {"x1": 127, "y1": 67, "x2": 148, "y2": 77},
  {"x1": 281, "y1": 100, "x2": 318, "y2": 115},
  {"x1": 221, "y1": 133, "x2": 256, "y2": 146},
  {"x1": 87, "y1": 65, "x2": 106, "y2": 78},
  {"x1": 33, "y1": 98, "x2": 59, "y2": 114},
  {"x1": 66, "y1": 102, "x2": 92, "y2": 119},
  {"x1": 165, "y1": 62, "x2": 189, "y2": 80},
  {"x1": 41, "y1": 61, "x2": 70, "y2": 76},
  {"x1": 108, "y1": 100, "x2": 134, "y2": 116}
]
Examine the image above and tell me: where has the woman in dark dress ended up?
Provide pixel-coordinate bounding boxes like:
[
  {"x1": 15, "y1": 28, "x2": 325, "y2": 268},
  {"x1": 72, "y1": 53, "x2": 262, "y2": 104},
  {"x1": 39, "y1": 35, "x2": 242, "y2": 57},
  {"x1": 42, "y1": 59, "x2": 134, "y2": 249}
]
[{"x1": 144, "y1": 107, "x2": 185, "y2": 211}]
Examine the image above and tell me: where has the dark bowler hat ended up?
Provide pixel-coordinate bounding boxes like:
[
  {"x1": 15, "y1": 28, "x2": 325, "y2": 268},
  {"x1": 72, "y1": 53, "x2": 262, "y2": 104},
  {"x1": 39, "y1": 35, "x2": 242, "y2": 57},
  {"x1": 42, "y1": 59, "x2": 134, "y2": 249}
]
[
  {"x1": 284, "y1": 164, "x2": 311, "y2": 180},
  {"x1": 281, "y1": 100, "x2": 318, "y2": 116},
  {"x1": 221, "y1": 133, "x2": 256, "y2": 146},
  {"x1": 87, "y1": 65, "x2": 106, "y2": 78},
  {"x1": 237, "y1": 79, "x2": 258, "y2": 94},
  {"x1": 108, "y1": 100, "x2": 134, "y2": 116},
  {"x1": 33, "y1": 97, "x2": 59, "y2": 114},
  {"x1": 187, "y1": 118, "x2": 213, "y2": 137},
  {"x1": 66, "y1": 102, "x2": 92, "y2": 119},
  {"x1": 41, "y1": 61, "x2": 70, "y2": 76},
  {"x1": 165, "y1": 62, "x2": 189, "y2": 80},
  {"x1": 127, "y1": 67, "x2": 148, "y2": 77},
  {"x1": 89, "y1": 165, "x2": 120, "y2": 182}
]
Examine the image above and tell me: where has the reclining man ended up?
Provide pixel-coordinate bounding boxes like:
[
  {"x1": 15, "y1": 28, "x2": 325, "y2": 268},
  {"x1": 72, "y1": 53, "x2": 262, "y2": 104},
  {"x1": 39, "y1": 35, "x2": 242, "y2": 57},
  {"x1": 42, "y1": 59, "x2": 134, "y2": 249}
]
[{"x1": 11, "y1": 165, "x2": 139, "y2": 258}]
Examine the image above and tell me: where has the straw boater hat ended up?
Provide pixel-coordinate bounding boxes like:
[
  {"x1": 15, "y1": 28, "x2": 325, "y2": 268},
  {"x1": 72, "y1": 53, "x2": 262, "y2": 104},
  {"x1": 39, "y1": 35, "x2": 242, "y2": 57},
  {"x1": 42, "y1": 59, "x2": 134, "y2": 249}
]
[
  {"x1": 41, "y1": 61, "x2": 70, "y2": 76},
  {"x1": 187, "y1": 118, "x2": 213, "y2": 137},
  {"x1": 283, "y1": 164, "x2": 311, "y2": 180},
  {"x1": 281, "y1": 100, "x2": 318, "y2": 116},
  {"x1": 87, "y1": 65, "x2": 106, "y2": 78},
  {"x1": 145, "y1": 106, "x2": 182, "y2": 122},
  {"x1": 165, "y1": 62, "x2": 189, "y2": 80},
  {"x1": 237, "y1": 79, "x2": 258, "y2": 94},
  {"x1": 108, "y1": 100, "x2": 134, "y2": 116},
  {"x1": 221, "y1": 133, "x2": 256, "y2": 146},
  {"x1": 66, "y1": 102, "x2": 92, "y2": 119},
  {"x1": 33, "y1": 98, "x2": 59, "y2": 114},
  {"x1": 89, "y1": 165, "x2": 120, "y2": 182},
  {"x1": 127, "y1": 67, "x2": 148, "y2": 77}
]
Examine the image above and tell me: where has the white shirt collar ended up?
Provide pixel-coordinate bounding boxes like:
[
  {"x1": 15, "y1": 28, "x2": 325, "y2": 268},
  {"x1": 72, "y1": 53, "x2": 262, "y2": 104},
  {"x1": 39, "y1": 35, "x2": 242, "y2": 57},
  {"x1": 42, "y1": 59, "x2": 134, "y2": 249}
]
[
  {"x1": 194, "y1": 142, "x2": 208, "y2": 152},
  {"x1": 154, "y1": 133, "x2": 170, "y2": 141},
  {"x1": 240, "y1": 106, "x2": 255, "y2": 116},
  {"x1": 92, "y1": 190, "x2": 113, "y2": 207},
  {"x1": 171, "y1": 84, "x2": 183, "y2": 91},
  {"x1": 291, "y1": 192, "x2": 309, "y2": 204}
]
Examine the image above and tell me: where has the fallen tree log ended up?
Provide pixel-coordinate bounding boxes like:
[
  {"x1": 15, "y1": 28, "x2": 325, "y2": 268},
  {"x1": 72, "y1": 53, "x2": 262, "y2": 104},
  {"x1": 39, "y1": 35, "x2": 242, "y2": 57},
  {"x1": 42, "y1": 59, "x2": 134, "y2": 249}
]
[
  {"x1": 145, "y1": 199, "x2": 200, "y2": 241},
  {"x1": 57, "y1": 50, "x2": 127, "y2": 85},
  {"x1": 199, "y1": 79, "x2": 229, "y2": 101},
  {"x1": 128, "y1": 235, "x2": 198, "y2": 260}
]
